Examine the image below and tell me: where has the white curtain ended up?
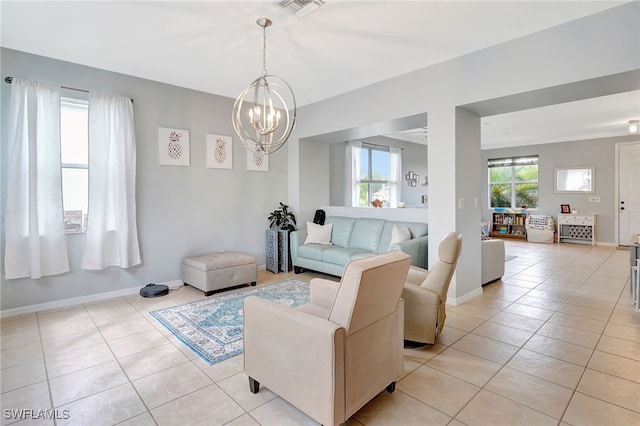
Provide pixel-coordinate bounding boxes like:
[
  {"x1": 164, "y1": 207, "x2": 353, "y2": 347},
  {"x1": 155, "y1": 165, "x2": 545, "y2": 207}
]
[
  {"x1": 4, "y1": 78, "x2": 70, "y2": 279},
  {"x1": 389, "y1": 147, "x2": 402, "y2": 207},
  {"x1": 81, "y1": 93, "x2": 141, "y2": 270},
  {"x1": 345, "y1": 141, "x2": 362, "y2": 207}
]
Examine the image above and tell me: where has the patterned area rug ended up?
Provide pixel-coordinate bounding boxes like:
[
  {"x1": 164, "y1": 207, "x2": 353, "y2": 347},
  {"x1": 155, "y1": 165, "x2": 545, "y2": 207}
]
[{"x1": 150, "y1": 279, "x2": 310, "y2": 365}]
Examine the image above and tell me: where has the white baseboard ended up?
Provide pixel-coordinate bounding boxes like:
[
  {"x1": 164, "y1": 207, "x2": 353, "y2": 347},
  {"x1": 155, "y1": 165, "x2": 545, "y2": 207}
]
[
  {"x1": 0, "y1": 279, "x2": 184, "y2": 319},
  {"x1": 448, "y1": 287, "x2": 483, "y2": 306}
]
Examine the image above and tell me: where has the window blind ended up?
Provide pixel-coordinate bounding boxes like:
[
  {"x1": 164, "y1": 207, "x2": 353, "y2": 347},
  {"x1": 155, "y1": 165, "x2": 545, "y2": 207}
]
[{"x1": 488, "y1": 156, "x2": 538, "y2": 168}]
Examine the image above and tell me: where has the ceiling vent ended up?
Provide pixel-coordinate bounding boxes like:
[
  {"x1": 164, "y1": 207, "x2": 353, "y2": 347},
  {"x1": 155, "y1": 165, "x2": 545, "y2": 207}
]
[{"x1": 273, "y1": 0, "x2": 325, "y2": 17}]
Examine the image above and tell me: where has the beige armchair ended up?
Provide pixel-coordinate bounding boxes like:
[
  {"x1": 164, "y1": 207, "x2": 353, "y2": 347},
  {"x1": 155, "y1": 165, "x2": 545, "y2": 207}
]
[
  {"x1": 243, "y1": 251, "x2": 411, "y2": 426},
  {"x1": 403, "y1": 232, "x2": 462, "y2": 346}
]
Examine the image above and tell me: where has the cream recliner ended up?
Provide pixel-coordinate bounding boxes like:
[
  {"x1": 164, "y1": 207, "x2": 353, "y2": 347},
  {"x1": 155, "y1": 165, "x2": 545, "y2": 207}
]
[
  {"x1": 403, "y1": 232, "x2": 462, "y2": 346},
  {"x1": 243, "y1": 251, "x2": 411, "y2": 426}
]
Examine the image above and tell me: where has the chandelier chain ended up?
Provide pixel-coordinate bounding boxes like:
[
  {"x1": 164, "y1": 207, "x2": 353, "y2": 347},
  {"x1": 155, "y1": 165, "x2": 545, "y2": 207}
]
[{"x1": 262, "y1": 24, "x2": 267, "y2": 76}]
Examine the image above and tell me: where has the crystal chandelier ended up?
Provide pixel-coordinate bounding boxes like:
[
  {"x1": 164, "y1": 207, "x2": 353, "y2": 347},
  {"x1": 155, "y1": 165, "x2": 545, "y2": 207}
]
[{"x1": 232, "y1": 18, "x2": 297, "y2": 155}]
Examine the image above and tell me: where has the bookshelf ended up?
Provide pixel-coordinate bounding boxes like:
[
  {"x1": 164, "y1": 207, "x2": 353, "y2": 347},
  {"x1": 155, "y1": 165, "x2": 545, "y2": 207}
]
[{"x1": 492, "y1": 212, "x2": 527, "y2": 239}]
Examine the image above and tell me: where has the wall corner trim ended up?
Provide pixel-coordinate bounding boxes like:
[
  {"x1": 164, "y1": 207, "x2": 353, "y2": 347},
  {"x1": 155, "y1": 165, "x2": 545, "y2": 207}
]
[{"x1": 448, "y1": 287, "x2": 483, "y2": 306}]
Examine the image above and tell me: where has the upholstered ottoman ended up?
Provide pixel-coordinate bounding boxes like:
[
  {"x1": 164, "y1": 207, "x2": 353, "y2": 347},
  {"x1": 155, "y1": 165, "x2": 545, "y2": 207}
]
[{"x1": 182, "y1": 252, "x2": 257, "y2": 296}]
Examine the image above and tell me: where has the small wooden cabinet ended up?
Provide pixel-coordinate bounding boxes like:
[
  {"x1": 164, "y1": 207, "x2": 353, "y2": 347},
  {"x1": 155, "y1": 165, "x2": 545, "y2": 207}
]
[
  {"x1": 557, "y1": 214, "x2": 596, "y2": 245},
  {"x1": 491, "y1": 212, "x2": 527, "y2": 239}
]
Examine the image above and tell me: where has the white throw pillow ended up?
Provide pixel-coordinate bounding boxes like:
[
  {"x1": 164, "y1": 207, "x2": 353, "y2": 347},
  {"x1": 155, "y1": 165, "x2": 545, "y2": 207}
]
[
  {"x1": 389, "y1": 225, "x2": 411, "y2": 250},
  {"x1": 304, "y1": 222, "x2": 333, "y2": 245}
]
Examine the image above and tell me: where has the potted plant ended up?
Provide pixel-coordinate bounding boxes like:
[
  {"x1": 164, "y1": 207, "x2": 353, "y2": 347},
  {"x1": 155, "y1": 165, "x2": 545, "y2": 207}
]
[
  {"x1": 266, "y1": 203, "x2": 297, "y2": 273},
  {"x1": 268, "y1": 202, "x2": 297, "y2": 231}
]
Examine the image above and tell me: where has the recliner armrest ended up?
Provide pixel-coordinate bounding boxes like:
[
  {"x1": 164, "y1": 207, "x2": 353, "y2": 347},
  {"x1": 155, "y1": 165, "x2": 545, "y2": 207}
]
[
  {"x1": 402, "y1": 282, "x2": 440, "y2": 307},
  {"x1": 405, "y1": 265, "x2": 429, "y2": 286},
  {"x1": 309, "y1": 278, "x2": 340, "y2": 310}
]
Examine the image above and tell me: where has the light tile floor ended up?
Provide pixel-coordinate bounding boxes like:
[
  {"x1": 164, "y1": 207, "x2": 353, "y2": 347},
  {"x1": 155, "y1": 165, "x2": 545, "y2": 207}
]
[{"x1": 1, "y1": 240, "x2": 639, "y2": 425}]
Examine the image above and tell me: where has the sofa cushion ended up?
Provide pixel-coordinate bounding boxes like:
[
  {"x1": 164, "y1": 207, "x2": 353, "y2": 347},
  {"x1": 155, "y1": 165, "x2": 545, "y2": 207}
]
[
  {"x1": 304, "y1": 222, "x2": 333, "y2": 245},
  {"x1": 378, "y1": 221, "x2": 428, "y2": 253},
  {"x1": 322, "y1": 247, "x2": 371, "y2": 266},
  {"x1": 389, "y1": 225, "x2": 412, "y2": 250},
  {"x1": 349, "y1": 219, "x2": 385, "y2": 252},
  {"x1": 350, "y1": 252, "x2": 376, "y2": 261},
  {"x1": 298, "y1": 244, "x2": 333, "y2": 261},
  {"x1": 326, "y1": 216, "x2": 356, "y2": 248}
]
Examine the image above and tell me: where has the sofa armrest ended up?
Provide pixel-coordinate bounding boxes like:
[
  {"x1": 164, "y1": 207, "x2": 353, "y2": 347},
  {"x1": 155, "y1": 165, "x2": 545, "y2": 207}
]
[
  {"x1": 391, "y1": 235, "x2": 428, "y2": 268},
  {"x1": 290, "y1": 230, "x2": 307, "y2": 263},
  {"x1": 243, "y1": 296, "x2": 346, "y2": 425},
  {"x1": 481, "y1": 239, "x2": 505, "y2": 284}
]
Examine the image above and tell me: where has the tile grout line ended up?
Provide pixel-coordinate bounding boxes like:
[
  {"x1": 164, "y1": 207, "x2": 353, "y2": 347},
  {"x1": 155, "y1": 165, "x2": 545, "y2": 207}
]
[{"x1": 81, "y1": 297, "x2": 158, "y2": 425}]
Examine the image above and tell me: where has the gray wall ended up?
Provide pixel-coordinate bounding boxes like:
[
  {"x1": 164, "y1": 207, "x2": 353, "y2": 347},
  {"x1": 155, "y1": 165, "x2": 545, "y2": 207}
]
[
  {"x1": 0, "y1": 48, "x2": 288, "y2": 310},
  {"x1": 454, "y1": 107, "x2": 482, "y2": 297},
  {"x1": 482, "y1": 135, "x2": 639, "y2": 244},
  {"x1": 299, "y1": 139, "x2": 330, "y2": 225}
]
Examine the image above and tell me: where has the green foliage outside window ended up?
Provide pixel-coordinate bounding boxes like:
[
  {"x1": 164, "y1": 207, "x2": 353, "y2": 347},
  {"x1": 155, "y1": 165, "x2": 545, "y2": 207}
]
[{"x1": 489, "y1": 163, "x2": 538, "y2": 208}]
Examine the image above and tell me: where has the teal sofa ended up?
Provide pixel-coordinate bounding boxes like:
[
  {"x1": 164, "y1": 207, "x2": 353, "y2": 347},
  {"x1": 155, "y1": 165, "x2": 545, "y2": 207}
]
[{"x1": 290, "y1": 216, "x2": 428, "y2": 277}]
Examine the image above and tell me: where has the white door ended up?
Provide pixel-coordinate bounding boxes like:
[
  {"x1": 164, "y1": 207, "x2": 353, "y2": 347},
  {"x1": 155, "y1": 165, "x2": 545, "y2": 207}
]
[{"x1": 619, "y1": 142, "x2": 640, "y2": 245}]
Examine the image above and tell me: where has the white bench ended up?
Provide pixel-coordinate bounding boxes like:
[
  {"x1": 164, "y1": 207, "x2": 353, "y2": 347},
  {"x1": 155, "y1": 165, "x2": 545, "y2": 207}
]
[{"x1": 182, "y1": 251, "x2": 257, "y2": 296}]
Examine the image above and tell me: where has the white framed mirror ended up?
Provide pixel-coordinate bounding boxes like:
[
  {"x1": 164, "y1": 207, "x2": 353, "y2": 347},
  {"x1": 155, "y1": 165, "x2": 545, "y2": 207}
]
[{"x1": 555, "y1": 166, "x2": 595, "y2": 193}]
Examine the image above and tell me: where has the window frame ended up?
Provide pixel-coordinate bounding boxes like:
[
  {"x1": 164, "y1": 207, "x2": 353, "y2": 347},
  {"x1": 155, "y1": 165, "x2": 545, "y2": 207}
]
[
  {"x1": 488, "y1": 156, "x2": 539, "y2": 210},
  {"x1": 60, "y1": 96, "x2": 89, "y2": 234},
  {"x1": 359, "y1": 144, "x2": 391, "y2": 207}
]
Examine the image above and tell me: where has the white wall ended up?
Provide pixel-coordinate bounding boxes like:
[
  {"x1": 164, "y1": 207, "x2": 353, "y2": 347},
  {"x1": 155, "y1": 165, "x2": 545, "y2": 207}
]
[
  {"x1": 290, "y1": 2, "x2": 639, "y2": 302},
  {"x1": 0, "y1": 48, "x2": 289, "y2": 310},
  {"x1": 320, "y1": 206, "x2": 428, "y2": 223}
]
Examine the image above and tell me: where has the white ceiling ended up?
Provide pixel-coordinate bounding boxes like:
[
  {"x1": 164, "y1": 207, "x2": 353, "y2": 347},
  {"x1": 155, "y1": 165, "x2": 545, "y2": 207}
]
[{"x1": 1, "y1": 1, "x2": 638, "y2": 147}]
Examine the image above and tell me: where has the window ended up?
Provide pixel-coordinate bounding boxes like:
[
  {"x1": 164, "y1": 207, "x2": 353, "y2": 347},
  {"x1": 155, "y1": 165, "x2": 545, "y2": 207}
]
[
  {"x1": 358, "y1": 145, "x2": 392, "y2": 207},
  {"x1": 488, "y1": 156, "x2": 538, "y2": 209},
  {"x1": 60, "y1": 97, "x2": 89, "y2": 233}
]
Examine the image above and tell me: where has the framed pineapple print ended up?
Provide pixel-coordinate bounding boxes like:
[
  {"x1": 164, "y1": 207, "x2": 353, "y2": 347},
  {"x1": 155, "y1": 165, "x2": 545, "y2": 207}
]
[
  {"x1": 159, "y1": 127, "x2": 190, "y2": 166},
  {"x1": 206, "y1": 134, "x2": 232, "y2": 169},
  {"x1": 246, "y1": 141, "x2": 269, "y2": 172}
]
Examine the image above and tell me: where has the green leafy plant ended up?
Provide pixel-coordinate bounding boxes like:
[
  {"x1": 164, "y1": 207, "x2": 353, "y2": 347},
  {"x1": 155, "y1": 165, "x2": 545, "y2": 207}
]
[{"x1": 267, "y1": 202, "x2": 297, "y2": 232}]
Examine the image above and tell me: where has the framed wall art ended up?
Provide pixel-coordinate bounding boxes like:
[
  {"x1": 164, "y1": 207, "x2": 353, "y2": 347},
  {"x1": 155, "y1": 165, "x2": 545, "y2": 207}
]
[
  {"x1": 207, "y1": 134, "x2": 232, "y2": 169},
  {"x1": 246, "y1": 142, "x2": 269, "y2": 172},
  {"x1": 159, "y1": 127, "x2": 190, "y2": 166}
]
